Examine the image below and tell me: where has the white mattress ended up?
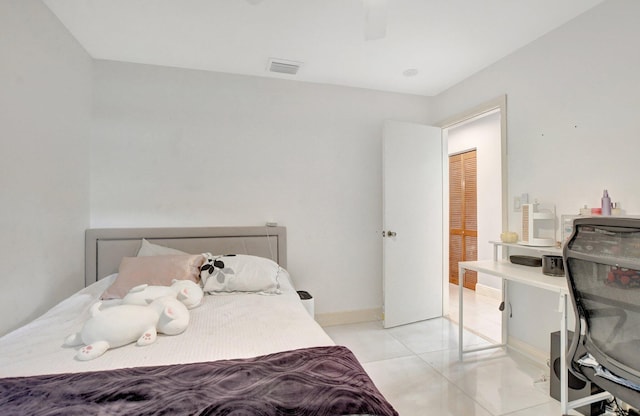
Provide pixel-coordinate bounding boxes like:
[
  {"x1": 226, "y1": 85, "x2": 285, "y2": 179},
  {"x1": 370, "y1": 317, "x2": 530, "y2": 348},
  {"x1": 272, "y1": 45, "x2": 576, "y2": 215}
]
[{"x1": 0, "y1": 273, "x2": 334, "y2": 378}]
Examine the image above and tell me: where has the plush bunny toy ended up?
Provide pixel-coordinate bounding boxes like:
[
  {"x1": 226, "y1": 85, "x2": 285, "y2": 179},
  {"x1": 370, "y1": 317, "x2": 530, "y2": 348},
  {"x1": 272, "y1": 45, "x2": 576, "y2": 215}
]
[
  {"x1": 122, "y1": 279, "x2": 204, "y2": 309},
  {"x1": 64, "y1": 296, "x2": 189, "y2": 361}
]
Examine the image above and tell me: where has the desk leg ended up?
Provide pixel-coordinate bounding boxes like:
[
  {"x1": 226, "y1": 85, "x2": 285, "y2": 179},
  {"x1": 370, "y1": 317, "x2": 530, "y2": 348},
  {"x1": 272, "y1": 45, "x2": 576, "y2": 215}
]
[
  {"x1": 502, "y1": 279, "x2": 508, "y2": 345},
  {"x1": 560, "y1": 292, "x2": 568, "y2": 415},
  {"x1": 458, "y1": 264, "x2": 464, "y2": 361}
]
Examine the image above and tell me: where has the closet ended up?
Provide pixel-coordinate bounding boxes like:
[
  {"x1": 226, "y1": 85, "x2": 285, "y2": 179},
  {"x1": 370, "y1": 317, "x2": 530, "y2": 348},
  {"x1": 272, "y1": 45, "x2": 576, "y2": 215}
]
[{"x1": 449, "y1": 150, "x2": 478, "y2": 290}]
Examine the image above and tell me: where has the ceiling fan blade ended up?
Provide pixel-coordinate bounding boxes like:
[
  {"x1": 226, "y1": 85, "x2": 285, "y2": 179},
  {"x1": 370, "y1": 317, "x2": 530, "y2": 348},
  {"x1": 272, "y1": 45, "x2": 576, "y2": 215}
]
[{"x1": 364, "y1": 0, "x2": 387, "y2": 41}]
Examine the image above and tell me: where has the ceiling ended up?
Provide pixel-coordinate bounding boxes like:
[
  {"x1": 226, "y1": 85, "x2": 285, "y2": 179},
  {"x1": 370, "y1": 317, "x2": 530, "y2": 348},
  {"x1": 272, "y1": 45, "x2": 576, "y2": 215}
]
[{"x1": 42, "y1": 0, "x2": 605, "y2": 96}]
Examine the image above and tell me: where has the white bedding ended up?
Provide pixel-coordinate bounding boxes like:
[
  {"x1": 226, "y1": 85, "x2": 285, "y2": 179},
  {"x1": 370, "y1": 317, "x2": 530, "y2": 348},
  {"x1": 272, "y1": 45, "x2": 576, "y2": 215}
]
[{"x1": 0, "y1": 273, "x2": 334, "y2": 378}]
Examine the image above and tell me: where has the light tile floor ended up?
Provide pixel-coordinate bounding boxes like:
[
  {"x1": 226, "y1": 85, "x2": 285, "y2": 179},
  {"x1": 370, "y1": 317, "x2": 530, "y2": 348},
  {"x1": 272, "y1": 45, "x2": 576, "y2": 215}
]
[
  {"x1": 322, "y1": 285, "x2": 578, "y2": 416},
  {"x1": 447, "y1": 283, "x2": 502, "y2": 344}
]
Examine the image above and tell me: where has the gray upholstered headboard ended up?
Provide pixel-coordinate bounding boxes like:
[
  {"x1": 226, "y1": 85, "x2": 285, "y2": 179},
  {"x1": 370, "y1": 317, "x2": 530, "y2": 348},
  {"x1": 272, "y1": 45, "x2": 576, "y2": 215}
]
[{"x1": 85, "y1": 226, "x2": 286, "y2": 287}]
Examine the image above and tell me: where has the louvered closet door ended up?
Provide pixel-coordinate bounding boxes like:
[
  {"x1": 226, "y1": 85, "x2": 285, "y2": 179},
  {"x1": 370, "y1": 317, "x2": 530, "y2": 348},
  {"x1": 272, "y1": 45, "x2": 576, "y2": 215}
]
[{"x1": 449, "y1": 150, "x2": 478, "y2": 290}]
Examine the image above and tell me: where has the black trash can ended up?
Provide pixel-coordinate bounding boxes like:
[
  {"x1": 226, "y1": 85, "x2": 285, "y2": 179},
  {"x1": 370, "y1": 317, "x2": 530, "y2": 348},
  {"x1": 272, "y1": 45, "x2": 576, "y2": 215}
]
[{"x1": 297, "y1": 290, "x2": 314, "y2": 318}]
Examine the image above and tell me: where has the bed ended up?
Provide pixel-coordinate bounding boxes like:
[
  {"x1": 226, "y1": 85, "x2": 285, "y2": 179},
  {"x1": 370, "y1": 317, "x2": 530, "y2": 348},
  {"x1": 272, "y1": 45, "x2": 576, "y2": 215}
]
[{"x1": 0, "y1": 226, "x2": 397, "y2": 416}]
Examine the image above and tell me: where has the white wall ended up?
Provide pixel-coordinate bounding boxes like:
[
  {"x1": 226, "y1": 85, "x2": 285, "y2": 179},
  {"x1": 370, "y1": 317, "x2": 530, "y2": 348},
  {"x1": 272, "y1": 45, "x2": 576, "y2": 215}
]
[
  {"x1": 447, "y1": 111, "x2": 502, "y2": 289},
  {"x1": 0, "y1": 0, "x2": 92, "y2": 335},
  {"x1": 6, "y1": 0, "x2": 632, "y2": 350},
  {"x1": 90, "y1": 60, "x2": 432, "y2": 319},
  {"x1": 431, "y1": 0, "x2": 640, "y2": 352}
]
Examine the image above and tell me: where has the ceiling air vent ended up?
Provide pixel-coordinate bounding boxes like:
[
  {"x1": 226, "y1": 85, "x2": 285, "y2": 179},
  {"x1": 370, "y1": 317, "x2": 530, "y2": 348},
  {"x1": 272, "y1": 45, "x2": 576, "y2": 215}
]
[{"x1": 268, "y1": 58, "x2": 302, "y2": 75}]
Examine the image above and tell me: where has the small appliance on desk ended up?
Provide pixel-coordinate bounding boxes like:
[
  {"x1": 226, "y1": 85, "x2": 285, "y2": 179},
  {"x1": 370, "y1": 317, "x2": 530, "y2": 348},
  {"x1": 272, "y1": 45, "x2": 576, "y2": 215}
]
[
  {"x1": 542, "y1": 255, "x2": 565, "y2": 276},
  {"x1": 510, "y1": 255, "x2": 542, "y2": 267},
  {"x1": 519, "y1": 203, "x2": 556, "y2": 247}
]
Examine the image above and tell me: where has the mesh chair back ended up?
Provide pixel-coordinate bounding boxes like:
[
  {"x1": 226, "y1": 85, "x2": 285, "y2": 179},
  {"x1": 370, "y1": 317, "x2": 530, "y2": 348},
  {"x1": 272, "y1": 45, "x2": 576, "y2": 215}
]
[{"x1": 565, "y1": 218, "x2": 640, "y2": 390}]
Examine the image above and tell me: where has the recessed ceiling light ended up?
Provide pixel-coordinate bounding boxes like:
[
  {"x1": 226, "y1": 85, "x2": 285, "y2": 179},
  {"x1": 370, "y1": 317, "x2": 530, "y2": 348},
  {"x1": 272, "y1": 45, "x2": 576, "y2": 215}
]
[{"x1": 403, "y1": 68, "x2": 419, "y2": 77}]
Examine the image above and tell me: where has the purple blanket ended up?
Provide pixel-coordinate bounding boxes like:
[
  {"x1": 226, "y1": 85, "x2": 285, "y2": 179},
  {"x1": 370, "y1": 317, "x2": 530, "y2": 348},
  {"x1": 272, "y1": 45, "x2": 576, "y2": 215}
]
[{"x1": 0, "y1": 345, "x2": 398, "y2": 416}]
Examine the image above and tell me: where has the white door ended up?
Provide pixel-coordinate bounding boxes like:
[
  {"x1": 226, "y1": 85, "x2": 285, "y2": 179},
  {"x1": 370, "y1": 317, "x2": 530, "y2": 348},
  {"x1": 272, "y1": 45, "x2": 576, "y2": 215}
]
[{"x1": 383, "y1": 120, "x2": 443, "y2": 328}]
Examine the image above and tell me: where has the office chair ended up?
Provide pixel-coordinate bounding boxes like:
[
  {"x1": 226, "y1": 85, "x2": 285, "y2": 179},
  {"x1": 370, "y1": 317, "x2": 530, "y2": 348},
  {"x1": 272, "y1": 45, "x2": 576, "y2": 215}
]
[{"x1": 564, "y1": 217, "x2": 640, "y2": 410}]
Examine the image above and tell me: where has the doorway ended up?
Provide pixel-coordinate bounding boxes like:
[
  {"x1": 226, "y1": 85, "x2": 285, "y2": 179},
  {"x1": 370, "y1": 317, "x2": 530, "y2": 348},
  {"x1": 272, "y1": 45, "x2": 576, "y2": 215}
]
[
  {"x1": 441, "y1": 105, "x2": 504, "y2": 342},
  {"x1": 449, "y1": 150, "x2": 478, "y2": 290}
]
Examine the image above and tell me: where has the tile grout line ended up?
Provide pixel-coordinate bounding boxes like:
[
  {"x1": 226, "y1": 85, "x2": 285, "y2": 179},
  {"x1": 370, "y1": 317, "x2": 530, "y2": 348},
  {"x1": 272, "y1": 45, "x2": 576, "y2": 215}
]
[{"x1": 385, "y1": 321, "x2": 501, "y2": 416}]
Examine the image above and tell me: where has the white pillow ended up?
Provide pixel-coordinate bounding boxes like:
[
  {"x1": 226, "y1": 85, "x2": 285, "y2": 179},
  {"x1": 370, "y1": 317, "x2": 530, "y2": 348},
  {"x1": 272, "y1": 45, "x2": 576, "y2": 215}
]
[
  {"x1": 137, "y1": 239, "x2": 189, "y2": 257},
  {"x1": 200, "y1": 254, "x2": 281, "y2": 294}
]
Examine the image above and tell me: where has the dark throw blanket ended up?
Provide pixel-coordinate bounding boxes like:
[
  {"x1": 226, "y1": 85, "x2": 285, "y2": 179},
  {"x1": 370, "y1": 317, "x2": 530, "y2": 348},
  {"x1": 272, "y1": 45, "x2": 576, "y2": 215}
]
[{"x1": 0, "y1": 345, "x2": 398, "y2": 416}]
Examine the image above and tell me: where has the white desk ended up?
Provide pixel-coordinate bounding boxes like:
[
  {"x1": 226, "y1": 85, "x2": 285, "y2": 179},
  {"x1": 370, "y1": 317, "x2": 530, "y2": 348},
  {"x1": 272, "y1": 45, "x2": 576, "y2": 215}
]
[
  {"x1": 458, "y1": 243, "x2": 612, "y2": 415},
  {"x1": 457, "y1": 260, "x2": 567, "y2": 360}
]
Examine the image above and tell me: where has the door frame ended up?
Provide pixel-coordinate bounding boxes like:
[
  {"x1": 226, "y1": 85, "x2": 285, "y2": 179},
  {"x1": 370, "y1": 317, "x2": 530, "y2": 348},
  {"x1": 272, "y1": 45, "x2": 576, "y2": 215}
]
[{"x1": 435, "y1": 95, "x2": 508, "y2": 316}]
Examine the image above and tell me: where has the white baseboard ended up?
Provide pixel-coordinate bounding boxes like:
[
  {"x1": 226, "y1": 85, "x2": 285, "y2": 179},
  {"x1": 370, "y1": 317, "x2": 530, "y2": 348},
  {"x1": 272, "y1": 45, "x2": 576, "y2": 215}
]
[
  {"x1": 507, "y1": 335, "x2": 549, "y2": 369},
  {"x1": 475, "y1": 283, "x2": 502, "y2": 300},
  {"x1": 316, "y1": 308, "x2": 382, "y2": 327}
]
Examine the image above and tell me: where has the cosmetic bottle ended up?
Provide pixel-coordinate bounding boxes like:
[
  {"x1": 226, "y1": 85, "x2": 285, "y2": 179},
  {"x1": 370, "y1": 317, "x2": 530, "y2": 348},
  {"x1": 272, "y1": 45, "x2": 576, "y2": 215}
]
[
  {"x1": 601, "y1": 190, "x2": 611, "y2": 216},
  {"x1": 612, "y1": 202, "x2": 622, "y2": 216}
]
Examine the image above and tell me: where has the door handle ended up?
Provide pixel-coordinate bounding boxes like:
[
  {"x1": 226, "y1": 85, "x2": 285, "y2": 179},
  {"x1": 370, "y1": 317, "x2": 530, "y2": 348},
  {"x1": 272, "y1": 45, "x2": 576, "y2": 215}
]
[{"x1": 385, "y1": 230, "x2": 397, "y2": 237}]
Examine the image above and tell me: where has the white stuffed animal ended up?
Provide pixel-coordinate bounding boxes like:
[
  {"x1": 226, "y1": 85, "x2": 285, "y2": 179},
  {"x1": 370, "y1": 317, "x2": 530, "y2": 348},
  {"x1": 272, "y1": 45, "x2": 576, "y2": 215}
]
[
  {"x1": 122, "y1": 279, "x2": 204, "y2": 309},
  {"x1": 64, "y1": 296, "x2": 189, "y2": 361}
]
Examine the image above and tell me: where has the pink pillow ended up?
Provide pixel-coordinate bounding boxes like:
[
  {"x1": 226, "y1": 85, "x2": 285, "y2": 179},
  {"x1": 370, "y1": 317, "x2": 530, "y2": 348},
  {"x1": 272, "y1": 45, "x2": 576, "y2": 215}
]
[{"x1": 102, "y1": 254, "x2": 205, "y2": 300}]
